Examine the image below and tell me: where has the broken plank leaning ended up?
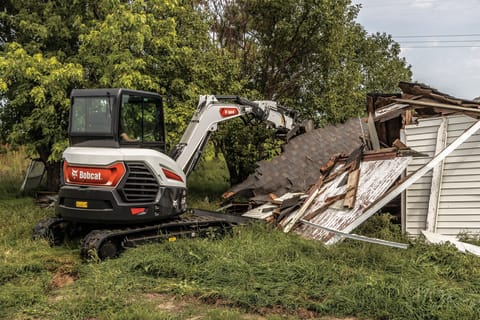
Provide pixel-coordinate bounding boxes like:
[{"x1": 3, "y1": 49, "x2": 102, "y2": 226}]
[
  {"x1": 283, "y1": 187, "x2": 321, "y2": 232},
  {"x1": 425, "y1": 117, "x2": 448, "y2": 232}
]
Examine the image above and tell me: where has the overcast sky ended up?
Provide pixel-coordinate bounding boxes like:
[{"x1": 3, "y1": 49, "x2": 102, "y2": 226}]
[{"x1": 352, "y1": 0, "x2": 480, "y2": 100}]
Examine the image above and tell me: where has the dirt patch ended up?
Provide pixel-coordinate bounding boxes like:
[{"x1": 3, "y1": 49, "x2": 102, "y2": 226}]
[
  {"x1": 50, "y1": 271, "x2": 78, "y2": 289},
  {"x1": 144, "y1": 293, "x2": 189, "y2": 312},
  {"x1": 143, "y1": 292, "x2": 361, "y2": 320}
]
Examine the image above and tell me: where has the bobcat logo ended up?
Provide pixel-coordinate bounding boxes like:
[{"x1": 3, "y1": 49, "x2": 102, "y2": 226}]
[{"x1": 71, "y1": 169, "x2": 78, "y2": 178}]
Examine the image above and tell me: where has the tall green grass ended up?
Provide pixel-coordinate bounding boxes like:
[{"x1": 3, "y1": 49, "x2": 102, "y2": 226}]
[
  {"x1": 187, "y1": 152, "x2": 230, "y2": 210},
  {"x1": 3, "y1": 195, "x2": 480, "y2": 319},
  {"x1": 0, "y1": 145, "x2": 30, "y2": 198},
  {"x1": 2, "y1": 151, "x2": 480, "y2": 319},
  {"x1": 123, "y1": 223, "x2": 480, "y2": 319}
]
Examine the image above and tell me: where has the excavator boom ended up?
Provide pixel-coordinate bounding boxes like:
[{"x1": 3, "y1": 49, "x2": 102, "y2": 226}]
[{"x1": 172, "y1": 95, "x2": 299, "y2": 177}]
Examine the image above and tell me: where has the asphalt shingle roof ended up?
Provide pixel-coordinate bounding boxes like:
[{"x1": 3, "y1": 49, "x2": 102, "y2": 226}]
[{"x1": 228, "y1": 118, "x2": 367, "y2": 201}]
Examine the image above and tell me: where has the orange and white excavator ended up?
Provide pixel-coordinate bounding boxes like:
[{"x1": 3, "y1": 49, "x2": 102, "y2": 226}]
[{"x1": 33, "y1": 88, "x2": 302, "y2": 259}]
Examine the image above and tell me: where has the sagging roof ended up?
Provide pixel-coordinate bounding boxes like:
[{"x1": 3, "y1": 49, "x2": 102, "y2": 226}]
[
  {"x1": 369, "y1": 82, "x2": 480, "y2": 147},
  {"x1": 226, "y1": 118, "x2": 368, "y2": 202}
]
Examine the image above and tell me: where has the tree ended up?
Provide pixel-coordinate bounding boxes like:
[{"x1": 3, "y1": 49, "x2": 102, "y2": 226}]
[
  {"x1": 0, "y1": 44, "x2": 83, "y2": 190},
  {"x1": 78, "y1": 0, "x2": 243, "y2": 147},
  {"x1": 0, "y1": 0, "x2": 413, "y2": 191},
  {"x1": 0, "y1": 0, "x2": 243, "y2": 190},
  {"x1": 207, "y1": 0, "x2": 411, "y2": 183},
  {"x1": 208, "y1": 0, "x2": 411, "y2": 122},
  {"x1": 0, "y1": 0, "x2": 108, "y2": 190}
]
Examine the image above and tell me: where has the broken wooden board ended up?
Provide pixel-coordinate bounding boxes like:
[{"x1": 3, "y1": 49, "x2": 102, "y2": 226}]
[
  {"x1": 425, "y1": 117, "x2": 447, "y2": 232},
  {"x1": 343, "y1": 169, "x2": 360, "y2": 209},
  {"x1": 242, "y1": 193, "x2": 305, "y2": 220},
  {"x1": 295, "y1": 157, "x2": 411, "y2": 245}
]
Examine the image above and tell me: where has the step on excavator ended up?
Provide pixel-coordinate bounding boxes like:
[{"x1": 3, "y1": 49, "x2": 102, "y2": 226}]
[{"x1": 33, "y1": 88, "x2": 304, "y2": 259}]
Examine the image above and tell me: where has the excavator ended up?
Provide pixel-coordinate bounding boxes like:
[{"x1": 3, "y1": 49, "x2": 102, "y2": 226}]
[{"x1": 33, "y1": 88, "x2": 302, "y2": 259}]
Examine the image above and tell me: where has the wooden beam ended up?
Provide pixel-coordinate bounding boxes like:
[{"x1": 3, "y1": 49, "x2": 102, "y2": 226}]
[
  {"x1": 422, "y1": 231, "x2": 480, "y2": 257},
  {"x1": 343, "y1": 169, "x2": 360, "y2": 209},
  {"x1": 360, "y1": 119, "x2": 480, "y2": 226},
  {"x1": 425, "y1": 117, "x2": 448, "y2": 232},
  {"x1": 303, "y1": 193, "x2": 346, "y2": 221},
  {"x1": 368, "y1": 112, "x2": 381, "y2": 150},
  {"x1": 394, "y1": 98, "x2": 480, "y2": 115},
  {"x1": 283, "y1": 187, "x2": 321, "y2": 232}
]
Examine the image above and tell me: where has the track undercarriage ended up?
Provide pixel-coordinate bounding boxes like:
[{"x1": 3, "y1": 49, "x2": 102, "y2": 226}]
[{"x1": 33, "y1": 210, "x2": 249, "y2": 260}]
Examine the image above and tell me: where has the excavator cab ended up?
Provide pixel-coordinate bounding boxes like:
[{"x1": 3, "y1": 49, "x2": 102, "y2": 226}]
[{"x1": 69, "y1": 88, "x2": 166, "y2": 152}]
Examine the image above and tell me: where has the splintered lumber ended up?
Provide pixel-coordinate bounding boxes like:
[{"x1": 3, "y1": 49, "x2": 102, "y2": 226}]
[
  {"x1": 242, "y1": 203, "x2": 278, "y2": 220},
  {"x1": 243, "y1": 193, "x2": 304, "y2": 221},
  {"x1": 394, "y1": 98, "x2": 480, "y2": 115},
  {"x1": 374, "y1": 103, "x2": 410, "y2": 123},
  {"x1": 341, "y1": 146, "x2": 363, "y2": 209},
  {"x1": 338, "y1": 148, "x2": 398, "y2": 162},
  {"x1": 368, "y1": 112, "x2": 381, "y2": 150},
  {"x1": 276, "y1": 203, "x2": 302, "y2": 225},
  {"x1": 362, "y1": 147, "x2": 398, "y2": 159},
  {"x1": 404, "y1": 109, "x2": 413, "y2": 125},
  {"x1": 269, "y1": 193, "x2": 279, "y2": 201},
  {"x1": 392, "y1": 139, "x2": 408, "y2": 150},
  {"x1": 271, "y1": 193, "x2": 303, "y2": 208},
  {"x1": 320, "y1": 154, "x2": 340, "y2": 175},
  {"x1": 345, "y1": 145, "x2": 364, "y2": 170},
  {"x1": 283, "y1": 187, "x2": 321, "y2": 233},
  {"x1": 296, "y1": 157, "x2": 410, "y2": 244},
  {"x1": 303, "y1": 193, "x2": 346, "y2": 221},
  {"x1": 343, "y1": 169, "x2": 360, "y2": 209}
]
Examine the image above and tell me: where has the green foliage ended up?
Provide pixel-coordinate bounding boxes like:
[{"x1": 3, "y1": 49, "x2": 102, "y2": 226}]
[
  {"x1": 0, "y1": 43, "x2": 83, "y2": 157},
  {"x1": 205, "y1": 0, "x2": 412, "y2": 182},
  {"x1": 215, "y1": 118, "x2": 283, "y2": 184},
  {"x1": 187, "y1": 146, "x2": 230, "y2": 207},
  {"x1": 0, "y1": 145, "x2": 30, "y2": 198},
  {"x1": 124, "y1": 224, "x2": 480, "y2": 319},
  {"x1": 209, "y1": 0, "x2": 411, "y2": 124},
  {"x1": 0, "y1": 0, "x2": 412, "y2": 189},
  {"x1": 0, "y1": 0, "x2": 244, "y2": 187}
]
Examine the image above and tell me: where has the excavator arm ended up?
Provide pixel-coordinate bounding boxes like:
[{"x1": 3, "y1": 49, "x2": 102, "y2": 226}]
[{"x1": 171, "y1": 95, "x2": 302, "y2": 177}]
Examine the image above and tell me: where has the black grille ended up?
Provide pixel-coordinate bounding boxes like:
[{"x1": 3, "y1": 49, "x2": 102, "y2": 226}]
[{"x1": 119, "y1": 162, "x2": 159, "y2": 203}]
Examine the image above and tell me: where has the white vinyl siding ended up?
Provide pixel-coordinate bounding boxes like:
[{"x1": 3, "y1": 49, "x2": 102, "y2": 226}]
[{"x1": 404, "y1": 115, "x2": 480, "y2": 236}]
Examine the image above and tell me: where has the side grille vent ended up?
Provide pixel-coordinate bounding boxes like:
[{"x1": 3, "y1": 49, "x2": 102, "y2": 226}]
[{"x1": 119, "y1": 162, "x2": 159, "y2": 203}]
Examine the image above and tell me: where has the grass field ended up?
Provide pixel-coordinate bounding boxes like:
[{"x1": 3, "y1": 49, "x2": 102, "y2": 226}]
[{"x1": 2, "y1": 147, "x2": 480, "y2": 319}]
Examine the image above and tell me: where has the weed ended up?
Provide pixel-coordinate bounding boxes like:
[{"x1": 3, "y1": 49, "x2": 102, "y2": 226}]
[{"x1": 2, "y1": 158, "x2": 480, "y2": 319}]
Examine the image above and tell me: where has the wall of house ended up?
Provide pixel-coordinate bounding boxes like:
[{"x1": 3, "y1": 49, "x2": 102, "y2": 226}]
[{"x1": 404, "y1": 114, "x2": 480, "y2": 236}]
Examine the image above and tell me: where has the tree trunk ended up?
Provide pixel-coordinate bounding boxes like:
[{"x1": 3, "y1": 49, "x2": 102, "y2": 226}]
[
  {"x1": 37, "y1": 145, "x2": 61, "y2": 192},
  {"x1": 45, "y1": 161, "x2": 61, "y2": 192}
]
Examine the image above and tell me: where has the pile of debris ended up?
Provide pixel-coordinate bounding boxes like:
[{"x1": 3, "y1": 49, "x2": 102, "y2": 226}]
[
  {"x1": 242, "y1": 145, "x2": 412, "y2": 249},
  {"x1": 227, "y1": 82, "x2": 480, "y2": 255}
]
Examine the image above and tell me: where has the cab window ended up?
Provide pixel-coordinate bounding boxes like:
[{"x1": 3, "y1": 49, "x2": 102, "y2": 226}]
[
  {"x1": 71, "y1": 96, "x2": 114, "y2": 134},
  {"x1": 120, "y1": 94, "x2": 164, "y2": 144}
]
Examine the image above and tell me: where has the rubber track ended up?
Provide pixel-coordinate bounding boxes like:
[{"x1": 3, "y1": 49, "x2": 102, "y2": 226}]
[{"x1": 80, "y1": 214, "x2": 233, "y2": 260}]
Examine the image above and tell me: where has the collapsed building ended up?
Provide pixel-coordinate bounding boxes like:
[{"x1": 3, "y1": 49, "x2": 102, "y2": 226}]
[{"x1": 226, "y1": 82, "x2": 480, "y2": 254}]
